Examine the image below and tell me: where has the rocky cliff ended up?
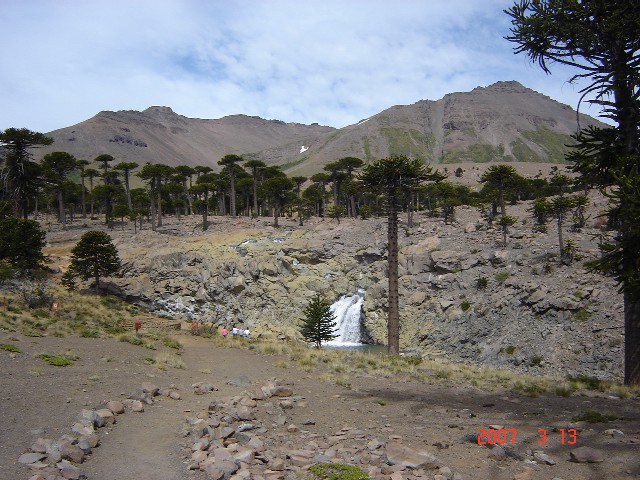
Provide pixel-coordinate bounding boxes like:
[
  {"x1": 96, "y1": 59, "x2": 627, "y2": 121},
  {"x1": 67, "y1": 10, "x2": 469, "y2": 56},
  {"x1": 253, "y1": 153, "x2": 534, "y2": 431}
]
[{"x1": 55, "y1": 191, "x2": 623, "y2": 383}]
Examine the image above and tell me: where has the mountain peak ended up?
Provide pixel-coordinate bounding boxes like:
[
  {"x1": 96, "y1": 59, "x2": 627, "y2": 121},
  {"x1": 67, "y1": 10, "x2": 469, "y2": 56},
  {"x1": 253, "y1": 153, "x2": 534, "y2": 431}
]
[{"x1": 143, "y1": 106, "x2": 176, "y2": 115}]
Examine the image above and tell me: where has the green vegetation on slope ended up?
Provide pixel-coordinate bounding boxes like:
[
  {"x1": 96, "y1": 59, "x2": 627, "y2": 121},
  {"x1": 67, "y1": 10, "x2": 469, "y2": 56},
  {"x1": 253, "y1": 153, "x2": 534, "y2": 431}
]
[{"x1": 380, "y1": 128, "x2": 435, "y2": 160}]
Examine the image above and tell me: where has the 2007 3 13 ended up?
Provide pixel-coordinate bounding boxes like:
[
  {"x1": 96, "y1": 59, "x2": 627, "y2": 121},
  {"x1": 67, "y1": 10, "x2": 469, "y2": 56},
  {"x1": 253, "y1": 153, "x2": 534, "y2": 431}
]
[{"x1": 477, "y1": 428, "x2": 578, "y2": 445}]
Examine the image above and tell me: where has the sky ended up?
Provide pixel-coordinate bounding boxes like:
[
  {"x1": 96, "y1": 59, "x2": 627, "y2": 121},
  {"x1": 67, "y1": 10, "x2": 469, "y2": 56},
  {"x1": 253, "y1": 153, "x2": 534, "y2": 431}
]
[{"x1": 0, "y1": 0, "x2": 606, "y2": 134}]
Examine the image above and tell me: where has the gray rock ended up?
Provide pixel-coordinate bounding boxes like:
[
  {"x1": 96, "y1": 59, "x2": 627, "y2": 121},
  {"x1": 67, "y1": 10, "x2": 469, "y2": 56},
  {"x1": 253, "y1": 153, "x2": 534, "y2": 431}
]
[
  {"x1": 570, "y1": 446, "x2": 604, "y2": 463},
  {"x1": 106, "y1": 400, "x2": 125, "y2": 414},
  {"x1": 60, "y1": 443, "x2": 85, "y2": 463},
  {"x1": 384, "y1": 442, "x2": 440, "y2": 469},
  {"x1": 19, "y1": 452, "x2": 47, "y2": 464},
  {"x1": 533, "y1": 451, "x2": 556, "y2": 465},
  {"x1": 141, "y1": 381, "x2": 159, "y2": 396},
  {"x1": 57, "y1": 459, "x2": 81, "y2": 479},
  {"x1": 95, "y1": 408, "x2": 116, "y2": 426}
]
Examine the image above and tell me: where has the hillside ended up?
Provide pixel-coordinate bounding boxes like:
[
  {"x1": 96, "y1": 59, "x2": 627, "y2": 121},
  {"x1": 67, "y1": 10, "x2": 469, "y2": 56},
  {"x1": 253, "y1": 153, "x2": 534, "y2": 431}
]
[{"x1": 36, "y1": 81, "x2": 607, "y2": 174}]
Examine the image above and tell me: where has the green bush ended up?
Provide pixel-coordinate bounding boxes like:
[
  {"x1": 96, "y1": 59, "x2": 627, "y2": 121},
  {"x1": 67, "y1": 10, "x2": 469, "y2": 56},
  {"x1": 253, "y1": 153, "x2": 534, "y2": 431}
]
[
  {"x1": 495, "y1": 271, "x2": 510, "y2": 283},
  {"x1": 476, "y1": 276, "x2": 489, "y2": 290},
  {"x1": 309, "y1": 463, "x2": 369, "y2": 480},
  {"x1": 572, "y1": 410, "x2": 619, "y2": 423},
  {"x1": 460, "y1": 301, "x2": 471, "y2": 312},
  {"x1": 39, "y1": 353, "x2": 78, "y2": 367},
  {"x1": 1, "y1": 343, "x2": 21, "y2": 353}
]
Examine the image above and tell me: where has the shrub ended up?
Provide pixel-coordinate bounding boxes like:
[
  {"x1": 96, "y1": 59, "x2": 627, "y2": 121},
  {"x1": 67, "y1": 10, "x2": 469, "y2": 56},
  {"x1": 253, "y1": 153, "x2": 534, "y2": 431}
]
[
  {"x1": 476, "y1": 276, "x2": 489, "y2": 290},
  {"x1": 309, "y1": 463, "x2": 369, "y2": 480},
  {"x1": 495, "y1": 271, "x2": 510, "y2": 283},
  {"x1": 460, "y1": 301, "x2": 471, "y2": 312},
  {"x1": 21, "y1": 282, "x2": 53, "y2": 309},
  {"x1": 572, "y1": 410, "x2": 619, "y2": 423},
  {"x1": 39, "y1": 353, "x2": 78, "y2": 367},
  {"x1": 0, "y1": 343, "x2": 21, "y2": 353}
]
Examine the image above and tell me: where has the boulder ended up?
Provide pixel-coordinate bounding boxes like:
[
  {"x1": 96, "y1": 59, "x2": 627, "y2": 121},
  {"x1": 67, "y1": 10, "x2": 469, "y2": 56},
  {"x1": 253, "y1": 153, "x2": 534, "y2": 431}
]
[
  {"x1": 384, "y1": 442, "x2": 440, "y2": 469},
  {"x1": 570, "y1": 446, "x2": 604, "y2": 463}
]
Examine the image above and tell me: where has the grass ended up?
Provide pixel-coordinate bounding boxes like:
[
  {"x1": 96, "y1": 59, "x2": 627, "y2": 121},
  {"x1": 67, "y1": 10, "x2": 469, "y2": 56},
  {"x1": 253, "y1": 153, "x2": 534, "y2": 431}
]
[
  {"x1": 572, "y1": 410, "x2": 619, "y2": 423},
  {"x1": 0, "y1": 343, "x2": 21, "y2": 353},
  {"x1": 154, "y1": 351, "x2": 186, "y2": 370},
  {"x1": 495, "y1": 271, "x2": 510, "y2": 283},
  {"x1": 39, "y1": 352, "x2": 78, "y2": 367},
  {"x1": 309, "y1": 463, "x2": 369, "y2": 480}
]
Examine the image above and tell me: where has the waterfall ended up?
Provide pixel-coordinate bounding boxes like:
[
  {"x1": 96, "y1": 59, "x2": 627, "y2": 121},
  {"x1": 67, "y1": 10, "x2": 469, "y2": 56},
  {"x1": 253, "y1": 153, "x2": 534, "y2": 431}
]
[{"x1": 327, "y1": 289, "x2": 365, "y2": 346}]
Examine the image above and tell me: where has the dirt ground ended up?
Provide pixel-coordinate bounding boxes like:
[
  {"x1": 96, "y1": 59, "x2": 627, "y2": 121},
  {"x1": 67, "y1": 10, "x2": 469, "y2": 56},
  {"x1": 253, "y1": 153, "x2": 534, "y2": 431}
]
[{"x1": 1, "y1": 328, "x2": 639, "y2": 480}]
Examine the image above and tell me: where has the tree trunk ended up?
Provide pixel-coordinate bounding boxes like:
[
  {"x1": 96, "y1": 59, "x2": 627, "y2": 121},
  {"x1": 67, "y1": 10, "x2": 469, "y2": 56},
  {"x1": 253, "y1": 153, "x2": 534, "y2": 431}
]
[
  {"x1": 89, "y1": 178, "x2": 94, "y2": 218},
  {"x1": 203, "y1": 191, "x2": 209, "y2": 231},
  {"x1": 150, "y1": 190, "x2": 157, "y2": 232},
  {"x1": 81, "y1": 175, "x2": 86, "y2": 219},
  {"x1": 387, "y1": 188, "x2": 400, "y2": 355},
  {"x1": 124, "y1": 172, "x2": 132, "y2": 210},
  {"x1": 624, "y1": 285, "x2": 640, "y2": 385},
  {"x1": 58, "y1": 190, "x2": 66, "y2": 230},
  {"x1": 156, "y1": 182, "x2": 163, "y2": 227},
  {"x1": 557, "y1": 214, "x2": 564, "y2": 259},
  {"x1": 273, "y1": 205, "x2": 279, "y2": 227},
  {"x1": 230, "y1": 172, "x2": 237, "y2": 217}
]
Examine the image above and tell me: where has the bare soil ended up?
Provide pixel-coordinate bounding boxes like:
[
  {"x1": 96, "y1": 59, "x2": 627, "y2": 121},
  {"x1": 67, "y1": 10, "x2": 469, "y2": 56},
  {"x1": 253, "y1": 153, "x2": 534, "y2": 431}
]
[{"x1": 1, "y1": 328, "x2": 639, "y2": 480}]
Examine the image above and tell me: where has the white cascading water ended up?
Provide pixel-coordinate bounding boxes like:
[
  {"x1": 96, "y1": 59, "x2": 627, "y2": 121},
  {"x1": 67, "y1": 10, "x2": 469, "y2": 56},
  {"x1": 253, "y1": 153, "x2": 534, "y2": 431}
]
[{"x1": 326, "y1": 289, "x2": 365, "y2": 346}]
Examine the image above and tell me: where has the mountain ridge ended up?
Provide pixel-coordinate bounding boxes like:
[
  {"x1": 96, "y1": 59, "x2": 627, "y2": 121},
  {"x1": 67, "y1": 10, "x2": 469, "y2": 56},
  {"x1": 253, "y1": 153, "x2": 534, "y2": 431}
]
[{"x1": 37, "y1": 81, "x2": 606, "y2": 174}]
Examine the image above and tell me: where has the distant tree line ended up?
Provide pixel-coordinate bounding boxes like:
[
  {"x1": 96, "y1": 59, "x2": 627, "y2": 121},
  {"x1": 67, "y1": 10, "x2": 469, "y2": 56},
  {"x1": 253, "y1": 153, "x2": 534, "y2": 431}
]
[{"x1": 0, "y1": 129, "x2": 596, "y2": 234}]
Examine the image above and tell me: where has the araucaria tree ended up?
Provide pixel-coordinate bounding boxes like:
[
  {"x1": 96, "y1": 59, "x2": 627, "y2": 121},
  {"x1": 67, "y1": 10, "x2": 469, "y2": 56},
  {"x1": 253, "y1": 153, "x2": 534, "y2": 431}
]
[
  {"x1": 0, "y1": 218, "x2": 47, "y2": 272},
  {"x1": 63, "y1": 231, "x2": 121, "y2": 294},
  {"x1": 0, "y1": 128, "x2": 53, "y2": 218},
  {"x1": 359, "y1": 155, "x2": 434, "y2": 354},
  {"x1": 41, "y1": 151, "x2": 77, "y2": 230},
  {"x1": 506, "y1": 0, "x2": 640, "y2": 384},
  {"x1": 300, "y1": 294, "x2": 337, "y2": 348}
]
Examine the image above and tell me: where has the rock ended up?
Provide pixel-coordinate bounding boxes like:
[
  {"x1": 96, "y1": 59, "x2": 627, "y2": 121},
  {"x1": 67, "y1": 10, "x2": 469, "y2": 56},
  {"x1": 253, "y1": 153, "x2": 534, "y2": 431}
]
[
  {"x1": 193, "y1": 382, "x2": 219, "y2": 394},
  {"x1": 384, "y1": 442, "x2": 440, "y2": 469},
  {"x1": 286, "y1": 424, "x2": 300, "y2": 433},
  {"x1": 141, "y1": 382, "x2": 159, "y2": 396},
  {"x1": 233, "y1": 447, "x2": 255, "y2": 463},
  {"x1": 106, "y1": 400, "x2": 125, "y2": 414},
  {"x1": 533, "y1": 451, "x2": 556, "y2": 465},
  {"x1": 79, "y1": 409, "x2": 100, "y2": 428},
  {"x1": 71, "y1": 423, "x2": 94, "y2": 436},
  {"x1": 80, "y1": 433, "x2": 99, "y2": 449},
  {"x1": 487, "y1": 445, "x2": 506, "y2": 460},
  {"x1": 570, "y1": 446, "x2": 604, "y2": 463},
  {"x1": 95, "y1": 408, "x2": 116, "y2": 426},
  {"x1": 30, "y1": 438, "x2": 52, "y2": 454},
  {"x1": 603, "y1": 429, "x2": 624, "y2": 438},
  {"x1": 19, "y1": 452, "x2": 47, "y2": 464},
  {"x1": 191, "y1": 450, "x2": 208, "y2": 464},
  {"x1": 169, "y1": 391, "x2": 181, "y2": 400},
  {"x1": 237, "y1": 405, "x2": 256, "y2": 420},
  {"x1": 60, "y1": 442, "x2": 85, "y2": 463},
  {"x1": 123, "y1": 399, "x2": 144, "y2": 412},
  {"x1": 57, "y1": 459, "x2": 81, "y2": 479},
  {"x1": 201, "y1": 463, "x2": 226, "y2": 480},
  {"x1": 226, "y1": 375, "x2": 252, "y2": 387}
]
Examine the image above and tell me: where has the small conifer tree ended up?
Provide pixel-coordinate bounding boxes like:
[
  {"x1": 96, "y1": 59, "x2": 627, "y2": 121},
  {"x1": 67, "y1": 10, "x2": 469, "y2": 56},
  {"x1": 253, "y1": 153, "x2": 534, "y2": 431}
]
[
  {"x1": 62, "y1": 231, "x2": 121, "y2": 294},
  {"x1": 300, "y1": 294, "x2": 338, "y2": 348}
]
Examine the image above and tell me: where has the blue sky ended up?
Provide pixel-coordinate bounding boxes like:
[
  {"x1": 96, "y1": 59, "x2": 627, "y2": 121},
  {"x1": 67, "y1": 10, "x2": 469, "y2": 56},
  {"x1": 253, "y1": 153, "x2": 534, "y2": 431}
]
[{"x1": 0, "y1": 1, "x2": 604, "y2": 133}]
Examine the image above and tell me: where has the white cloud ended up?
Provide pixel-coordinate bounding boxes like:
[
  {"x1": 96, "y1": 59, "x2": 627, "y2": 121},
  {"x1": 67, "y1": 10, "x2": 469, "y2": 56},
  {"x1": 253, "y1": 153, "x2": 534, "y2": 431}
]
[{"x1": 0, "y1": 0, "x2": 607, "y2": 133}]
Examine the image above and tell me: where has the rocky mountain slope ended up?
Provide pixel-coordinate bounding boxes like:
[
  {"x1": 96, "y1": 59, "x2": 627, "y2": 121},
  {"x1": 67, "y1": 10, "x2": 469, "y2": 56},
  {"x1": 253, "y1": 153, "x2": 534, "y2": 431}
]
[
  {"x1": 45, "y1": 191, "x2": 623, "y2": 382},
  {"x1": 37, "y1": 81, "x2": 606, "y2": 174}
]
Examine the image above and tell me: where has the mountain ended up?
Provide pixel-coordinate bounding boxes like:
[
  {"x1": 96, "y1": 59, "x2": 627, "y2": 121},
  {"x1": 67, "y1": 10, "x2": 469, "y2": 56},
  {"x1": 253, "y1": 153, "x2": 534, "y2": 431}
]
[{"x1": 38, "y1": 81, "x2": 606, "y2": 174}]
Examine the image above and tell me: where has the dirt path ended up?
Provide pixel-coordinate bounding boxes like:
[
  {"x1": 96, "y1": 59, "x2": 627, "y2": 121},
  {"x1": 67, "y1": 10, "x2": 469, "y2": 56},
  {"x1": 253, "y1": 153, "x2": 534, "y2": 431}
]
[{"x1": 2, "y1": 331, "x2": 639, "y2": 480}]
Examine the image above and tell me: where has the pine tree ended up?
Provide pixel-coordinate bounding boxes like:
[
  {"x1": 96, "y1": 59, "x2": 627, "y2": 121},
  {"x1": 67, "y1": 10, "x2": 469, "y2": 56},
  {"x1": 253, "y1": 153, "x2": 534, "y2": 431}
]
[
  {"x1": 300, "y1": 294, "x2": 337, "y2": 348},
  {"x1": 63, "y1": 231, "x2": 121, "y2": 294}
]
